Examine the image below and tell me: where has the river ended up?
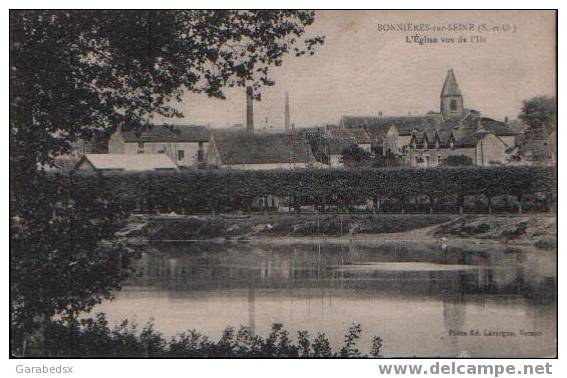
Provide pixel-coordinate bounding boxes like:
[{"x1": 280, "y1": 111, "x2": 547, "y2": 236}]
[{"x1": 94, "y1": 240, "x2": 556, "y2": 357}]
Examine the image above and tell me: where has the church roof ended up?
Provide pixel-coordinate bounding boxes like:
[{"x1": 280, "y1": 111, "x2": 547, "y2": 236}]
[
  {"x1": 441, "y1": 69, "x2": 462, "y2": 97},
  {"x1": 210, "y1": 129, "x2": 313, "y2": 165}
]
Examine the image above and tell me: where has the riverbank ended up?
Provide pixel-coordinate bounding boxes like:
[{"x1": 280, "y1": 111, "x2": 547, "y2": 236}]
[{"x1": 121, "y1": 213, "x2": 556, "y2": 250}]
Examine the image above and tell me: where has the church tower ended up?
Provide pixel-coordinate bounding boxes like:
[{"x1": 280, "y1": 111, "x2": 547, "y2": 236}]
[{"x1": 440, "y1": 69, "x2": 464, "y2": 120}]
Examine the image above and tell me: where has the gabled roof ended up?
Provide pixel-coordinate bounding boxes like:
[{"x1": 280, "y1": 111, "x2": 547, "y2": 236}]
[
  {"x1": 340, "y1": 115, "x2": 432, "y2": 136},
  {"x1": 476, "y1": 118, "x2": 516, "y2": 136},
  {"x1": 441, "y1": 69, "x2": 462, "y2": 97},
  {"x1": 326, "y1": 127, "x2": 372, "y2": 145},
  {"x1": 326, "y1": 137, "x2": 355, "y2": 155},
  {"x1": 77, "y1": 154, "x2": 178, "y2": 171},
  {"x1": 210, "y1": 130, "x2": 314, "y2": 165},
  {"x1": 121, "y1": 125, "x2": 210, "y2": 143}
]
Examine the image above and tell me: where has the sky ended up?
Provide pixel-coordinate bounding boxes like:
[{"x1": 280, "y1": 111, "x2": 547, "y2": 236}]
[{"x1": 154, "y1": 10, "x2": 556, "y2": 129}]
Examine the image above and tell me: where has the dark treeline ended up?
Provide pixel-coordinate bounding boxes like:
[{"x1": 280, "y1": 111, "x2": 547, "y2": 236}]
[{"x1": 63, "y1": 166, "x2": 556, "y2": 215}]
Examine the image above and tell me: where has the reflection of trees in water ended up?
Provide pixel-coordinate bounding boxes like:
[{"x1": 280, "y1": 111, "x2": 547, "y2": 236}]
[{"x1": 128, "y1": 242, "x2": 556, "y2": 302}]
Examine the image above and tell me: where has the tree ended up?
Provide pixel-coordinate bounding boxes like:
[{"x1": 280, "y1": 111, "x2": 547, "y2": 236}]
[
  {"x1": 373, "y1": 150, "x2": 402, "y2": 168},
  {"x1": 10, "y1": 10, "x2": 324, "y2": 355},
  {"x1": 10, "y1": 10, "x2": 324, "y2": 170},
  {"x1": 340, "y1": 144, "x2": 373, "y2": 168},
  {"x1": 519, "y1": 96, "x2": 557, "y2": 135},
  {"x1": 441, "y1": 155, "x2": 473, "y2": 166},
  {"x1": 517, "y1": 96, "x2": 557, "y2": 163}
]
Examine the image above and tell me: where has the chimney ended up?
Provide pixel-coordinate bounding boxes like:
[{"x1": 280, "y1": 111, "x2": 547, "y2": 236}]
[
  {"x1": 246, "y1": 86, "x2": 254, "y2": 133},
  {"x1": 284, "y1": 92, "x2": 290, "y2": 131}
]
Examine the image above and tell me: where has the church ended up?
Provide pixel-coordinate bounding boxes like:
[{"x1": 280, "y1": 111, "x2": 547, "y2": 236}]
[{"x1": 340, "y1": 69, "x2": 517, "y2": 167}]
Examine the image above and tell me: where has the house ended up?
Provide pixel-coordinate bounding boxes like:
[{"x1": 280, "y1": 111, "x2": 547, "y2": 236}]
[
  {"x1": 340, "y1": 69, "x2": 518, "y2": 167},
  {"x1": 405, "y1": 124, "x2": 516, "y2": 167},
  {"x1": 74, "y1": 154, "x2": 179, "y2": 173},
  {"x1": 108, "y1": 124, "x2": 210, "y2": 168},
  {"x1": 206, "y1": 129, "x2": 326, "y2": 170},
  {"x1": 322, "y1": 126, "x2": 372, "y2": 167}
]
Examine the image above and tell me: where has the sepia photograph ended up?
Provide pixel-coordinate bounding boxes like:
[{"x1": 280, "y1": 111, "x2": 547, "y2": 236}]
[{"x1": 9, "y1": 8, "x2": 557, "y2": 362}]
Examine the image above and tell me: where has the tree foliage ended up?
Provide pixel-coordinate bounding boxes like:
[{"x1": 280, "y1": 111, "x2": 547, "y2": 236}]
[
  {"x1": 519, "y1": 96, "x2": 557, "y2": 135},
  {"x1": 67, "y1": 166, "x2": 556, "y2": 214},
  {"x1": 10, "y1": 10, "x2": 324, "y2": 169},
  {"x1": 10, "y1": 10, "x2": 324, "y2": 352},
  {"x1": 441, "y1": 155, "x2": 473, "y2": 166},
  {"x1": 340, "y1": 144, "x2": 373, "y2": 168},
  {"x1": 38, "y1": 315, "x2": 383, "y2": 358}
]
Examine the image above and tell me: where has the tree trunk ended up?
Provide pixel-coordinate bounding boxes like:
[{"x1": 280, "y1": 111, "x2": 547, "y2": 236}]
[
  {"x1": 517, "y1": 194, "x2": 523, "y2": 214},
  {"x1": 487, "y1": 195, "x2": 493, "y2": 214}
]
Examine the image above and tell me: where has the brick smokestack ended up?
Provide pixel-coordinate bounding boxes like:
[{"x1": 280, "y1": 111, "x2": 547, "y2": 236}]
[{"x1": 246, "y1": 86, "x2": 254, "y2": 133}]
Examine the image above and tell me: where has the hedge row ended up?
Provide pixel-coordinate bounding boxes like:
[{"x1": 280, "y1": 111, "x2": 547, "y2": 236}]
[{"x1": 61, "y1": 166, "x2": 557, "y2": 214}]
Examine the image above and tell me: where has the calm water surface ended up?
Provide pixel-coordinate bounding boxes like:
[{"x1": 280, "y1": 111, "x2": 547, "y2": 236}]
[{"x1": 95, "y1": 241, "x2": 556, "y2": 357}]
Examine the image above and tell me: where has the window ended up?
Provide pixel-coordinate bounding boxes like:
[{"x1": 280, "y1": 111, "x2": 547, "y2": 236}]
[
  {"x1": 197, "y1": 150, "x2": 204, "y2": 162},
  {"x1": 137, "y1": 150, "x2": 144, "y2": 154},
  {"x1": 138, "y1": 142, "x2": 144, "y2": 148},
  {"x1": 450, "y1": 99, "x2": 458, "y2": 111},
  {"x1": 198, "y1": 141, "x2": 204, "y2": 148},
  {"x1": 177, "y1": 150, "x2": 185, "y2": 161}
]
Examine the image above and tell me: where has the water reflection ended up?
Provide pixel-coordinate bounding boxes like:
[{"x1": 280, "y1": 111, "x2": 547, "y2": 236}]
[{"x1": 96, "y1": 241, "x2": 556, "y2": 357}]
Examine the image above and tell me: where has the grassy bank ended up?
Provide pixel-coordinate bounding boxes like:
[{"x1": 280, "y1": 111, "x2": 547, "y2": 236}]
[
  {"x1": 141, "y1": 213, "x2": 456, "y2": 241},
  {"x1": 120, "y1": 213, "x2": 558, "y2": 250},
  {"x1": 433, "y1": 214, "x2": 556, "y2": 249}
]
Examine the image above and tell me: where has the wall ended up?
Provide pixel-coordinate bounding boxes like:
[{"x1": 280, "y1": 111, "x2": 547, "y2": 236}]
[
  {"x1": 475, "y1": 134, "x2": 509, "y2": 166},
  {"x1": 108, "y1": 132, "x2": 125, "y2": 154},
  {"x1": 108, "y1": 130, "x2": 208, "y2": 167},
  {"x1": 124, "y1": 141, "x2": 208, "y2": 167},
  {"x1": 383, "y1": 127, "x2": 399, "y2": 155},
  {"x1": 406, "y1": 147, "x2": 476, "y2": 167},
  {"x1": 359, "y1": 143, "x2": 372, "y2": 152},
  {"x1": 329, "y1": 154, "x2": 344, "y2": 168}
]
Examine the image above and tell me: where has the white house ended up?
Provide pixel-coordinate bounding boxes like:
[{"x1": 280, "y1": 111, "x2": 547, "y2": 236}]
[
  {"x1": 74, "y1": 154, "x2": 179, "y2": 172},
  {"x1": 108, "y1": 124, "x2": 210, "y2": 168}
]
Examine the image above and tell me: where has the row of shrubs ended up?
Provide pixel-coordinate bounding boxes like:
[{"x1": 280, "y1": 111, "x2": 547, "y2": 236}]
[
  {"x1": 50, "y1": 165, "x2": 556, "y2": 214},
  {"x1": 25, "y1": 314, "x2": 383, "y2": 358}
]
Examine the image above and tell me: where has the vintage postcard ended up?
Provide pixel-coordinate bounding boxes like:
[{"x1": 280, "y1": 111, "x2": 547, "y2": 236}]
[{"x1": 9, "y1": 9, "x2": 556, "y2": 361}]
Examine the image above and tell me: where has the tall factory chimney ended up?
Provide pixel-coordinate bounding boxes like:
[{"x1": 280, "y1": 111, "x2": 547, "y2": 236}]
[
  {"x1": 284, "y1": 92, "x2": 290, "y2": 131},
  {"x1": 246, "y1": 86, "x2": 254, "y2": 133}
]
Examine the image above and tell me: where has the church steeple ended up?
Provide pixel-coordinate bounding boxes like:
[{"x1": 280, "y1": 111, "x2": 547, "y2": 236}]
[{"x1": 440, "y1": 69, "x2": 464, "y2": 120}]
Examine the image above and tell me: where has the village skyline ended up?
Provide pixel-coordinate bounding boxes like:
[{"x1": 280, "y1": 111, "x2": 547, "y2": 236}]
[{"x1": 153, "y1": 10, "x2": 556, "y2": 129}]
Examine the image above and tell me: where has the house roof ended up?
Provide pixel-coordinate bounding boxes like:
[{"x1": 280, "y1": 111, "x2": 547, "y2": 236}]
[
  {"x1": 121, "y1": 125, "x2": 210, "y2": 143},
  {"x1": 441, "y1": 69, "x2": 462, "y2": 97},
  {"x1": 326, "y1": 127, "x2": 372, "y2": 144},
  {"x1": 78, "y1": 154, "x2": 178, "y2": 171},
  {"x1": 326, "y1": 137, "x2": 355, "y2": 154},
  {"x1": 341, "y1": 112, "x2": 515, "y2": 148},
  {"x1": 210, "y1": 130, "x2": 314, "y2": 165}
]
